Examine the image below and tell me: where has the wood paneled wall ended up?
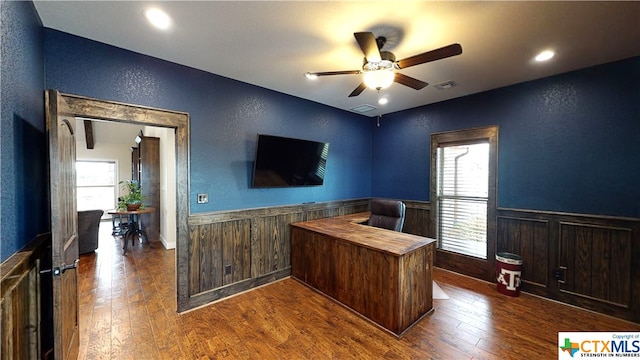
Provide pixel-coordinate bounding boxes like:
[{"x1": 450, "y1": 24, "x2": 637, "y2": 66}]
[
  {"x1": 1, "y1": 234, "x2": 50, "y2": 360},
  {"x1": 496, "y1": 215, "x2": 549, "y2": 288},
  {"x1": 157, "y1": 195, "x2": 640, "y2": 323},
  {"x1": 184, "y1": 199, "x2": 369, "y2": 310},
  {"x1": 402, "y1": 200, "x2": 431, "y2": 237},
  {"x1": 370, "y1": 201, "x2": 639, "y2": 323},
  {"x1": 497, "y1": 208, "x2": 639, "y2": 322}
]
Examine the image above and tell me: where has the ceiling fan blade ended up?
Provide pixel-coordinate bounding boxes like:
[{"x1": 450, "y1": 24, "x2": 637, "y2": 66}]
[
  {"x1": 348, "y1": 82, "x2": 367, "y2": 97},
  {"x1": 306, "y1": 70, "x2": 361, "y2": 77},
  {"x1": 354, "y1": 32, "x2": 381, "y2": 63},
  {"x1": 396, "y1": 43, "x2": 462, "y2": 69},
  {"x1": 394, "y1": 73, "x2": 428, "y2": 90}
]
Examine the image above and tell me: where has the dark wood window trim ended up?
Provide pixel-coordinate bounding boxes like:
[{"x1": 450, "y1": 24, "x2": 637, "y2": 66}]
[{"x1": 430, "y1": 125, "x2": 499, "y2": 281}]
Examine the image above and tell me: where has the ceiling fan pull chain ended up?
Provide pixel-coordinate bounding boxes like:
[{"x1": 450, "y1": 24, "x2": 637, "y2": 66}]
[
  {"x1": 376, "y1": 90, "x2": 382, "y2": 127},
  {"x1": 376, "y1": 88, "x2": 382, "y2": 127}
]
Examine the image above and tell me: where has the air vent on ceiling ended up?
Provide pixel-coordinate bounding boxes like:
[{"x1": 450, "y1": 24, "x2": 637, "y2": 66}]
[
  {"x1": 350, "y1": 104, "x2": 377, "y2": 113},
  {"x1": 434, "y1": 80, "x2": 457, "y2": 90}
]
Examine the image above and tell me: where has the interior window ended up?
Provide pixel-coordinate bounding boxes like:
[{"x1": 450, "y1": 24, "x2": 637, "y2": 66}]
[{"x1": 76, "y1": 161, "x2": 117, "y2": 213}]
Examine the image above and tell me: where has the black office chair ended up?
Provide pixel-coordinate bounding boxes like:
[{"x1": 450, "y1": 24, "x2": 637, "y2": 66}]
[{"x1": 367, "y1": 198, "x2": 406, "y2": 232}]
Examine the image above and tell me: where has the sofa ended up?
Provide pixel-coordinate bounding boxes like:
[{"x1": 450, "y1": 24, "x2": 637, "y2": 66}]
[{"x1": 78, "y1": 209, "x2": 104, "y2": 254}]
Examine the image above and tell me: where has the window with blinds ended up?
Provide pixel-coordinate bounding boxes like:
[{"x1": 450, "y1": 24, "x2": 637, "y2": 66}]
[{"x1": 436, "y1": 142, "x2": 489, "y2": 259}]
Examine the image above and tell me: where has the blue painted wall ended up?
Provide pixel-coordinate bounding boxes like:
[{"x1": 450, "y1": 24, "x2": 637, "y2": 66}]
[
  {"x1": 3, "y1": 2, "x2": 638, "y2": 262},
  {"x1": 43, "y1": 29, "x2": 373, "y2": 213},
  {"x1": 0, "y1": 1, "x2": 47, "y2": 262},
  {"x1": 372, "y1": 57, "x2": 640, "y2": 218}
]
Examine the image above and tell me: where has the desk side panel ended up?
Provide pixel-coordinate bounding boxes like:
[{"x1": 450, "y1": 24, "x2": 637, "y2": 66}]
[
  {"x1": 291, "y1": 226, "x2": 401, "y2": 334},
  {"x1": 398, "y1": 243, "x2": 433, "y2": 332}
]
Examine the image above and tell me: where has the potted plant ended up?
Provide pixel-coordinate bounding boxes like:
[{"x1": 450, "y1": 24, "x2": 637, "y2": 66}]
[{"x1": 118, "y1": 180, "x2": 145, "y2": 211}]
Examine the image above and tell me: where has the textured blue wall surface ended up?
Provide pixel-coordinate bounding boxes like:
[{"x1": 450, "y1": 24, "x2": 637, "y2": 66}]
[
  {"x1": 44, "y1": 29, "x2": 373, "y2": 213},
  {"x1": 373, "y1": 57, "x2": 640, "y2": 218},
  {"x1": 0, "y1": 1, "x2": 46, "y2": 261}
]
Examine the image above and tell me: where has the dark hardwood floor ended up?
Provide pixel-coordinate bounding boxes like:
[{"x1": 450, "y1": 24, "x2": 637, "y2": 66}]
[{"x1": 77, "y1": 221, "x2": 639, "y2": 359}]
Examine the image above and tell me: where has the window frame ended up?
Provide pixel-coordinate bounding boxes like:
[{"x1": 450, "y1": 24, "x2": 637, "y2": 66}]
[
  {"x1": 436, "y1": 141, "x2": 490, "y2": 258},
  {"x1": 430, "y1": 125, "x2": 499, "y2": 280}
]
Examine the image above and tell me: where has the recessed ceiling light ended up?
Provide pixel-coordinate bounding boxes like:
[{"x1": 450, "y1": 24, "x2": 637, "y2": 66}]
[
  {"x1": 378, "y1": 97, "x2": 388, "y2": 105},
  {"x1": 535, "y1": 50, "x2": 555, "y2": 62},
  {"x1": 144, "y1": 8, "x2": 171, "y2": 30}
]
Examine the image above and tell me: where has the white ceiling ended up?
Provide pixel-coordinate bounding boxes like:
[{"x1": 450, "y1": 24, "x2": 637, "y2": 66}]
[
  {"x1": 34, "y1": 1, "x2": 640, "y2": 117},
  {"x1": 75, "y1": 118, "x2": 143, "y2": 147}
]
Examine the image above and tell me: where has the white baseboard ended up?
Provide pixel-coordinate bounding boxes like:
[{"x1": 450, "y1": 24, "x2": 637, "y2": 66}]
[{"x1": 160, "y1": 233, "x2": 176, "y2": 250}]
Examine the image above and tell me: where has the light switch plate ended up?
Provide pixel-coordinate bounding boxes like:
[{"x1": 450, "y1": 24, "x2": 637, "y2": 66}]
[{"x1": 197, "y1": 193, "x2": 208, "y2": 204}]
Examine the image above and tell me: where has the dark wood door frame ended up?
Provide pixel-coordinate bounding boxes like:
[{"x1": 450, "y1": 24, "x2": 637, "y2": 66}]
[
  {"x1": 59, "y1": 92, "x2": 191, "y2": 312},
  {"x1": 47, "y1": 90, "x2": 80, "y2": 359}
]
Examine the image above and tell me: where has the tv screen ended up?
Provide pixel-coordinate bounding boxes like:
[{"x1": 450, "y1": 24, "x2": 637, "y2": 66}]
[{"x1": 252, "y1": 134, "x2": 329, "y2": 188}]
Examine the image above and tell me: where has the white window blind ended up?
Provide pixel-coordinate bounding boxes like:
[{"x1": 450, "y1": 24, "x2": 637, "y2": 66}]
[{"x1": 436, "y1": 143, "x2": 489, "y2": 259}]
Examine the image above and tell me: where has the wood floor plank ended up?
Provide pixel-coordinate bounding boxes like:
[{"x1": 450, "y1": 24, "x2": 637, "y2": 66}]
[{"x1": 76, "y1": 221, "x2": 640, "y2": 359}]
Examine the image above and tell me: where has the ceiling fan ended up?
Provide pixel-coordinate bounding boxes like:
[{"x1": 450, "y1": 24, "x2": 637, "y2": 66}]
[{"x1": 305, "y1": 32, "x2": 462, "y2": 97}]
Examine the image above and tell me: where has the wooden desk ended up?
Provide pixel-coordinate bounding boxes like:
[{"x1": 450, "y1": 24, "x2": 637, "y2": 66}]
[
  {"x1": 107, "y1": 207, "x2": 155, "y2": 255},
  {"x1": 290, "y1": 213, "x2": 436, "y2": 337}
]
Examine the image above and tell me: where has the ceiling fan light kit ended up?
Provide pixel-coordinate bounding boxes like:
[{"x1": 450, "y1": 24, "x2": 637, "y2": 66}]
[
  {"x1": 363, "y1": 69, "x2": 395, "y2": 90},
  {"x1": 304, "y1": 31, "x2": 463, "y2": 97}
]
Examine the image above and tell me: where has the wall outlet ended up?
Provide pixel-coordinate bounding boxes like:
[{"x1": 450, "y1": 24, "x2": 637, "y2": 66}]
[
  {"x1": 553, "y1": 267, "x2": 566, "y2": 282},
  {"x1": 197, "y1": 193, "x2": 208, "y2": 204}
]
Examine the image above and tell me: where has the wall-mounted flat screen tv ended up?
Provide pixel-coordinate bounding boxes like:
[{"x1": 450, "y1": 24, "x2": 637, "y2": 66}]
[{"x1": 252, "y1": 134, "x2": 329, "y2": 188}]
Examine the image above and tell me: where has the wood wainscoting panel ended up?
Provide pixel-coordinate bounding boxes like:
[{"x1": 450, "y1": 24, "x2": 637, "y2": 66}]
[
  {"x1": 558, "y1": 222, "x2": 632, "y2": 308},
  {"x1": 403, "y1": 200, "x2": 430, "y2": 237},
  {"x1": 223, "y1": 219, "x2": 252, "y2": 285},
  {"x1": 252, "y1": 212, "x2": 303, "y2": 277},
  {"x1": 497, "y1": 208, "x2": 640, "y2": 323},
  {"x1": 379, "y1": 204, "x2": 639, "y2": 323},
  {"x1": 1, "y1": 261, "x2": 36, "y2": 360},
  {"x1": 304, "y1": 201, "x2": 369, "y2": 222},
  {"x1": 188, "y1": 219, "x2": 251, "y2": 295},
  {"x1": 1, "y1": 234, "x2": 50, "y2": 360},
  {"x1": 497, "y1": 216, "x2": 549, "y2": 288},
  {"x1": 341, "y1": 202, "x2": 370, "y2": 217},
  {"x1": 184, "y1": 199, "x2": 369, "y2": 311},
  {"x1": 304, "y1": 207, "x2": 341, "y2": 222}
]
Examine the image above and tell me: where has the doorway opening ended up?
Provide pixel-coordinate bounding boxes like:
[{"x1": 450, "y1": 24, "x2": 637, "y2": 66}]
[
  {"x1": 60, "y1": 92, "x2": 190, "y2": 311},
  {"x1": 75, "y1": 119, "x2": 177, "y2": 248}
]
